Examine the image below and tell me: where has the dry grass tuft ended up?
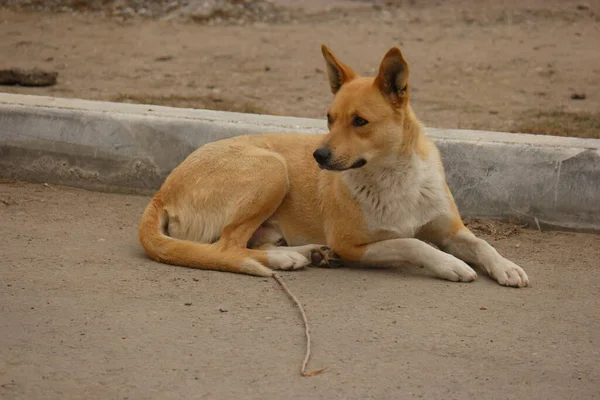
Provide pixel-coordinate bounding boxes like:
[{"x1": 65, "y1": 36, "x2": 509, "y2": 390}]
[
  {"x1": 464, "y1": 218, "x2": 526, "y2": 240},
  {"x1": 511, "y1": 110, "x2": 600, "y2": 139}
]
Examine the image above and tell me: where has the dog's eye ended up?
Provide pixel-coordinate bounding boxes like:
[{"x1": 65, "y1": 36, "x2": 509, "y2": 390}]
[{"x1": 352, "y1": 116, "x2": 369, "y2": 127}]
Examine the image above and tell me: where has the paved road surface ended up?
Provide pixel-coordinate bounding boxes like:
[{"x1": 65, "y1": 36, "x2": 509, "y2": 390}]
[{"x1": 1, "y1": 182, "x2": 599, "y2": 399}]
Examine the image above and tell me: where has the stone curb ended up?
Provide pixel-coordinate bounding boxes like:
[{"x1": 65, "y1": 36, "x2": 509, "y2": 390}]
[{"x1": 1, "y1": 93, "x2": 598, "y2": 232}]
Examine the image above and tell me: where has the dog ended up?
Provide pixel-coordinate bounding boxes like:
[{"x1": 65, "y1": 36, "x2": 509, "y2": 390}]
[{"x1": 138, "y1": 45, "x2": 529, "y2": 288}]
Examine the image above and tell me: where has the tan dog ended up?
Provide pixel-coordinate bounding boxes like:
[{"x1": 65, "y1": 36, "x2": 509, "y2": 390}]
[{"x1": 138, "y1": 45, "x2": 529, "y2": 288}]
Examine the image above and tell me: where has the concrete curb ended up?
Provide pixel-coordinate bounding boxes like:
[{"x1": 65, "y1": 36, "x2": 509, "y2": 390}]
[{"x1": 1, "y1": 93, "x2": 599, "y2": 232}]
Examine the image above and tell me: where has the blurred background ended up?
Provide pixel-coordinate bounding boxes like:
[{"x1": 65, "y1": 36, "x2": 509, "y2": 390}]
[{"x1": 0, "y1": 0, "x2": 598, "y2": 137}]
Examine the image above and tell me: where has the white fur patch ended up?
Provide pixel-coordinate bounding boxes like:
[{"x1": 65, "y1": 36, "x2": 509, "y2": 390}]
[
  {"x1": 165, "y1": 204, "x2": 229, "y2": 243},
  {"x1": 266, "y1": 250, "x2": 310, "y2": 270},
  {"x1": 342, "y1": 154, "x2": 449, "y2": 238},
  {"x1": 239, "y1": 259, "x2": 274, "y2": 277}
]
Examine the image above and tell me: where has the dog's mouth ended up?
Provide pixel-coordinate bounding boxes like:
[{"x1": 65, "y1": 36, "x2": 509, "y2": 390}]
[{"x1": 318, "y1": 158, "x2": 367, "y2": 171}]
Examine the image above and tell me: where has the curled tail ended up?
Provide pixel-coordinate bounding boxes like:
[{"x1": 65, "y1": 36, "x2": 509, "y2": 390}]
[{"x1": 138, "y1": 197, "x2": 273, "y2": 277}]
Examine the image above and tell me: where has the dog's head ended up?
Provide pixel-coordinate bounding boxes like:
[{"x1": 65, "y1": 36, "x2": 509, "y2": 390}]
[{"x1": 314, "y1": 44, "x2": 419, "y2": 171}]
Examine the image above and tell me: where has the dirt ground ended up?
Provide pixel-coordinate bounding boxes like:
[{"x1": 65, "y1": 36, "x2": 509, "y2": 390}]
[
  {"x1": 1, "y1": 181, "x2": 599, "y2": 399},
  {"x1": 0, "y1": 0, "x2": 599, "y2": 137}
]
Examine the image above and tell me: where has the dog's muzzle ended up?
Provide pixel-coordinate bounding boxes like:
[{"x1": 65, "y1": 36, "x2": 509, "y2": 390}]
[{"x1": 313, "y1": 147, "x2": 367, "y2": 171}]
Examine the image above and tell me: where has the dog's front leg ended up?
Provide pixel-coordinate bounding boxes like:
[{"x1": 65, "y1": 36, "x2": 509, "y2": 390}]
[
  {"x1": 441, "y1": 229, "x2": 529, "y2": 288},
  {"x1": 338, "y1": 238, "x2": 478, "y2": 282}
]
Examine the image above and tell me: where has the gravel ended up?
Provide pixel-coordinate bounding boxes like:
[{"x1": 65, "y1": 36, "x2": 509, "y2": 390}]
[{"x1": 0, "y1": 0, "x2": 293, "y2": 24}]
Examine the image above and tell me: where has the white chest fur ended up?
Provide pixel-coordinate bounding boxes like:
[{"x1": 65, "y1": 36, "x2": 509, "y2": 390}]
[{"x1": 342, "y1": 155, "x2": 450, "y2": 238}]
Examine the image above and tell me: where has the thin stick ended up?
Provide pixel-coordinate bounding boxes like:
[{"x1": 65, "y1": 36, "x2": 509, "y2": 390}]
[
  {"x1": 273, "y1": 273, "x2": 326, "y2": 377},
  {"x1": 534, "y1": 217, "x2": 542, "y2": 232}
]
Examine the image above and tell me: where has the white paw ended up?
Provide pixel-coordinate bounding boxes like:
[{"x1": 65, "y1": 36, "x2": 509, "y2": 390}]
[
  {"x1": 267, "y1": 251, "x2": 310, "y2": 271},
  {"x1": 490, "y1": 259, "x2": 529, "y2": 288},
  {"x1": 434, "y1": 255, "x2": 478, "y2": 282}
]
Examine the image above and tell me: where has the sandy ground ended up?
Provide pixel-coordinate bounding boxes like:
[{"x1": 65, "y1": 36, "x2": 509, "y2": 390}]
[
  {"x1": 1, "y1": 181, "x2": 599, "y2": 399},
  {"x1": 0, "y1": 0, "x2": 599, "y2": 136}
]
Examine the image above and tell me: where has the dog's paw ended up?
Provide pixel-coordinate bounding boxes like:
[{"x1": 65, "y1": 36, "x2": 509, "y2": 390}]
[
  {"x1": 267, "y1": 251, "x2": 310, "y2": 271},
  {"x1": 310, "y1": 246, "x2": 343, "y2": 268},
  {"x1": 435, "y1": 256, "x2": 478, "y2": 282},
  {"x1": 489, "y1": 259, "x2": 529, "y2": 288}
]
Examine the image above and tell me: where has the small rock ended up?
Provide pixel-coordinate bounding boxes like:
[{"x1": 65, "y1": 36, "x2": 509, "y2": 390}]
[
  {"x1": 571, "y1": 92, "x2": 586, "y2": 100},
  {"x1": 121, "y1": 7, "x2": 135, "y2": 17},
  {"x1": 184, "y1": 302, "x2": 192, "y2": 306},
  {"x1": 219, "y1": 308, "x2": 228, "y2": 313},
  {"x1": 166, "y1": 1, "x2": 180, "y2": 12},
  {"x1": 576, "y1": 4, "x2": 590, "y2": 11},
  {"x1": 479, "y1": 307, "x2": 487, "y2": 310},
  {"x1": 192, "y1": 278, "x2": 199, "y2": 282},
  {"x1": 0, "y1": 68, "x2": 58, "y2": 87},
  {"x1": 381, "y1": 10, "x2": 392, "y2": 22},
  {"x1": 190, "y1": 5, "x2": 217, "y2": 22}
]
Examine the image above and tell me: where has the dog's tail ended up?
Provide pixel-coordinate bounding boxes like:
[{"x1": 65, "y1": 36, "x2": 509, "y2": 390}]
[{"x1": 138, "y1": 196, "x2": 273, "y2": 277}]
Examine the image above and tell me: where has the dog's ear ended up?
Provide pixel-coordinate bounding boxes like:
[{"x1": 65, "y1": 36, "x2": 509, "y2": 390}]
[
  {"x1": 321, "y1": 44, "x2": 357, "y2": 94},
  {"x1": 374, "y1": 47, "x2": 410, "y2": 106}
]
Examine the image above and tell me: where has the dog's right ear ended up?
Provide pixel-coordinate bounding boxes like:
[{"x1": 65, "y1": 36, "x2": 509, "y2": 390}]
[{"x1": 321, "y1": 44, "x2": 357, "y2": 94}]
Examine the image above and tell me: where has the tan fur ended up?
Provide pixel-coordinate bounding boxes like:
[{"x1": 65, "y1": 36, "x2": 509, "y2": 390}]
[{"x1": 138, "y1": 45, "x2": 529, "y2": 287}]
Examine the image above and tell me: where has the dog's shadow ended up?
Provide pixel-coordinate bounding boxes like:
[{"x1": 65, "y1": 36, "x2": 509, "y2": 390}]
[
  {"x1": 314, "y1": 261, "x2": 495, "y2": 284},
  {"x1": 313, "y1": 261, "x2": 434, "y2": 281}
]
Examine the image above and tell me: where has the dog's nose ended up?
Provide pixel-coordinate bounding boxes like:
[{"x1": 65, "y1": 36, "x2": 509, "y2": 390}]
[{"x1": 313, "y1": 147, "x2": 331, "y2": 165}]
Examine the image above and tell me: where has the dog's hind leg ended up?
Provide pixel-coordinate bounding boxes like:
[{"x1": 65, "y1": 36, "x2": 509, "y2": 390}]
[
  {"x1": 203, "y1": 150, "x2": 315, "y2": 273},
  {"x1": 249, "y1": 225, "x2": 342, "y2": 268},
  {"x1": 143, "y1": 144, "x2": 315, "y2": 276},
  {"x1": 262, "y1": 243, "x2": 342, "y2": 269}
]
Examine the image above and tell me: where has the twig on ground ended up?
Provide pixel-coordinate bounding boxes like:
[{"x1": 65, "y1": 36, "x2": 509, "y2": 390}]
[
  {"x1": 43, "y1": 183, "x2": 58, "y2": 191},
  {"x1": 273, "y1": 273, "x2": 326, "y2": 377},
  {"x1": 534, "y1": 217, "x2": 542, "y2": 232},
  {"x1": 1, "y1": 198, "x2": 17, "y2": 205}
]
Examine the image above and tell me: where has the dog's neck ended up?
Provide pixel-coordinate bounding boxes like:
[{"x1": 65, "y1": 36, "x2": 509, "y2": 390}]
[
  {"x1": 342, "y1": 152, "x2": 421, "y2": 191},
  {"x1": 398, "y1": 104, "x2": 424, "y2": 157}
]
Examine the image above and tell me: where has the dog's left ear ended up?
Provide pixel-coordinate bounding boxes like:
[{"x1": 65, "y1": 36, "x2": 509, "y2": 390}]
[
  {"x1": 321, "y1": 44, "x2": 357, "y2": 94},
  {"x1": 374, "y1": 47, "x2": 410, "y2": 106}
]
